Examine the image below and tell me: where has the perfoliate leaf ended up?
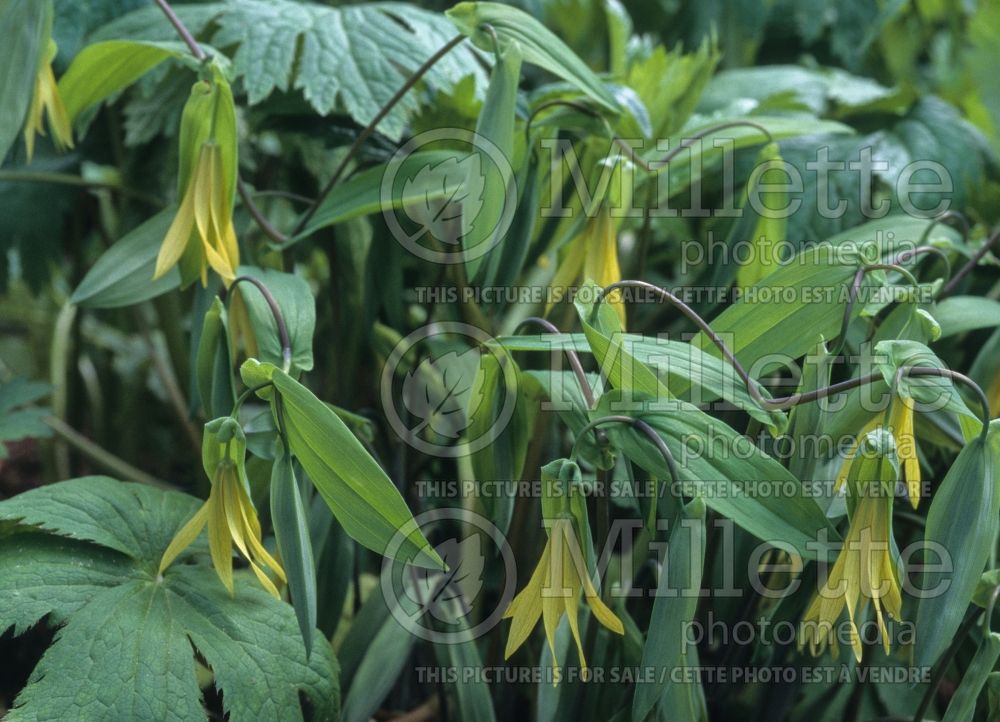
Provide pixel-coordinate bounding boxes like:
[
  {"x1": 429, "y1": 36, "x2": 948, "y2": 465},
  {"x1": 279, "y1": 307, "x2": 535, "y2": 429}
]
[
  {"x1": 914, "y1": 421, "x2": 999, "y2": 669},
  {"x1": 57, "y1": 40, "x2": 184, "y2": 124},
  {"x1": 272, "y1": 370, "x2": 443, "y2": 569},
  {"x1": 0, "y1": 0, "x2": 51, "y2": 161},
  {"x1": 70, "y1": 210, "x2": 181, "y2": 308},
  {"x1": 447, "y1": 1, "x2": 619, "y2": 113}
]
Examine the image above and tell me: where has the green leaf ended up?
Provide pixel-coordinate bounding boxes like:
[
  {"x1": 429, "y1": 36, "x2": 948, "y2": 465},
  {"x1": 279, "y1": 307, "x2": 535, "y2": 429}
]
[
  {"x1": 58, "y1": 40, "x2": 184, "y2": 123},
  {"x1": 196, "y1": 297, "x2": 235, "y2": 419},
  {"x1": 941, "y1": 633, "x2": 1000, "y2": 722},
  {"x1": 291, "y1": 150, "x2": 467, "y2": 242},
  {"x1": 272, "y1": 369, "x2": 442, "y2": 569},
  {"x1": 70, "y1": 210, "x2": 181, "y2": 308},
  {"x1": 632, "y1": 500, "x2": 705, "y2": 722},
  {"x1": 464, "y1": 40, "x2": 521, "y2": 285},
  {"x1": 270, "y1": 446, "x2": 317, "y2": 655},
  {"x1": 339, "y1": 591, "x2": 416, "y2": 722},
  {"x1": 692, "y1": 243, "x2": 861, "y2": 374},
  {"x1": 595, "y1": 391, "x2": 838, "y2": 560},
  {"x1": 467, "y1": 348, "x2": 532, "y2": 534},
  {"x1": 931, "y1": 296, "x2": 1000, "y2": 338},
  {"x1": 914, "y1": 421, "x2": 1000, "y2": 669},
  {"x1": 232, "y1": 266, "x2": 316, "y2": 373},
  {"x1": 0, "y1": 478, "x2": 340, "y2": 722},
  {"x1": 0, "y1": 0, "x2": 51, "y2": 161},
  {"x1": 496, "y1": 331, "x2": 785, "y2": 431},
  {"x1": 0, "y1": 378, "x2": 52, "y2": 458},
  {"x1": 447, "y1": 2, "x2": 620, "y2": 113},
  {"x1": 215, "y1": 0, "x2": 487, "y2": 140}
]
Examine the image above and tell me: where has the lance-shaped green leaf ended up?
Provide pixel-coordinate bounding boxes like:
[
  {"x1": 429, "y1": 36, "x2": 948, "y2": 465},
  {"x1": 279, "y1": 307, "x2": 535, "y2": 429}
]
[
  {"x1": 467, "y1": 347, "x2": 532, "y2": 534},
  {"x1": 270, "y1": 445, "x2": 317, "y2": 656},
  {"x1": 914, "y1": 421, "x2": 1000, "y2": 669},
  {"x1": 271, "y1": 370, "x2": 443, "y2": 569},
  {"x1": 70, "y1": 211, "x2": 181, "y2": 308},
  {"x1": 692, "y1": 243, "x2": 862, "y2": 374},
  {"x1": 58, "y1": 40, "x2": 186, "y2": 123},
  {"x1": 632, "y1": 499, "x2": 705, "y2": 722},
  {"x1": 230, "y1": 266, "x2": 316, "y2": 373},
  {"x1": 196, "y1": 297, "x2": 234, "y2": 419},
  {"x1": 931, "y1": 296, "x2": 1000, "y2": 338},
  {"x1": 497, "y1": 330, "x2": 786, "y2": 430},
  {"x1": 941, "y1": 633, "x2": 1000, "y2": 722},
  {"x1": 291, "y1": 150, "x2": 467, "y2": 243},
  {"x1": 736, "y1": 142, "x2": 788, "y2": 290},
  {"x1": 0, "y1": 0, "x2": 51, "y2": 160},
  {"x1": 464, "y1": 40, "x2": 521, "y2": 285},
  {"x1": 447, "y1": 2, "x2": 619, "y2": 112},
  {"x1": 594, "y1": 391, "x2": 838, "y2": 560}
]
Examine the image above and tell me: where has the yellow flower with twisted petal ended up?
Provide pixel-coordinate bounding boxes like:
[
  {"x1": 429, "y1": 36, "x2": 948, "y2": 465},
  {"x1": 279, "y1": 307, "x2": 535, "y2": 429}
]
[
  {"x1": 159, "y1": 417, "x2": 285, "y2": 596},
  {"x1": 802, "y1": 429, "x2": 903, "y2": 661},
  {"x1": 24, "y1": 39, "x2": 73, "y2": 161},
  {"x1": 154, "y1": 74, "x2": 240, "y2": 287},
  {"x1": 503, "y1": 459, "x2": 623, "y2": 677}
]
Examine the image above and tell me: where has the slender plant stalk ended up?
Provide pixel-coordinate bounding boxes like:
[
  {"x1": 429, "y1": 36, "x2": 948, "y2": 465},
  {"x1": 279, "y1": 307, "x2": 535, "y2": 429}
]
[
  {"x1": 0, "y1": 170, "x2": 163, "y2": 207},
  {"x1": 227, "y1": 275, "x2": 293, "y2": 372},
  {"x1": 514, "y1": 316, "x2": 594, "y2": 408},
  {"x1": 45, "y1": 416, "x2": 175, "y2": 489},
  {"x1": 291, "y1": 33, "x2": 468, "y2": 237}
]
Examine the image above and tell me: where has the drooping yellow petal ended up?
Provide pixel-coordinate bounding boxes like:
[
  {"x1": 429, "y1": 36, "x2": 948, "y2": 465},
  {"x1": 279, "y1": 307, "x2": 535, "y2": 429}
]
[
  {"x1": 158, "y1": 504, "x2": 209, "y2": 574},
  {"x1": 23, "y1": 41, "x2": 73, "y2": 161},
  {"x1": 800, "y1": 492, "x2": 902, "y2": 662},
  {"x1": 583, "y1": 209, "x2": 625, "y2": 328},
  {"x1": 154, "y1": 184, "x2": 197, "y2": 280},
  {"x1": 503, "y1": 538, "x2": 551, "y2": 659},
  {"x1": 206, "y1": 480, "x2": 234, "y2": 594},
  {"x1": 889, "y1": 396, "x2": 921, "y2": 509},
  {"x1": 834, "y1": 415, "x2": 883, "y2": 492}
]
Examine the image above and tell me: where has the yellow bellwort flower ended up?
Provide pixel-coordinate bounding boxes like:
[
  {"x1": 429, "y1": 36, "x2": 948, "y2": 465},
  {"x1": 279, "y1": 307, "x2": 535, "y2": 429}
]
[
  {"x1": 503, "y1": 518, "x2": 624, "y2": 674},
  {"x1": 159, "y1": 418, "x2": 285, "y2": 597},
  {"x1": 23, "y1": 40, "x2": 73, "y2": 161},
  {"x1": 154, "y1": 141, "x2": 240, "y2": 286},
  {"x1": 801, "y1": 432, "x2": 903, "y2": 662},
  {"x1": 154, "y1": 74, "x2": 239, "y2": 287},
  {"x1": 503, "y1": 459, "x2": 624, "y2": 677},
  {"x1": 833, "y1": 394, "x2": 921, "y2": 509}
]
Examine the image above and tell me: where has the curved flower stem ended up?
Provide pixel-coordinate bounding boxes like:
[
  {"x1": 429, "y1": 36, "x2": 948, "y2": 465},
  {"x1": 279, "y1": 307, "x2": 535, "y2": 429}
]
[
  {"x1": 513, "y1": 316, "x2": 594, "y2": 408},
  {"x1": 900, "y1": 366, "x2": 992, "y2": 440},
  {"x1": 237, "y1": 178, "x2": 288, "y2": 244},
  {"x1": 889, "y1": 245, "x2": 952, "y2": 281},
  {"x1": 570, "y1": 415, "x2": 681, "y2": 487},
  {"x1": 631, "y1": 120, "x2": 775, "y2": 174},
  {"x1": 227, "y1": 276, "x2": 292, "y2": 372},
  {"x1": 939, "y1": 226, "x2": 1000, "y2": 298},
  {"x1": 832, "y1": 262, "x2": 920, "y2": 356},
  {"x1": 918, "y1": 210, "x2": 969, "y2": 247},
  {"x1": 597, "y1": 279, "x2": 890, "y2": 411},
  {"x1": 154, "y1": 0, "x2": 205, "y2": 60},
  {"x1": 291, "y1": 33, "x2": 468, "y2": 237}
]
